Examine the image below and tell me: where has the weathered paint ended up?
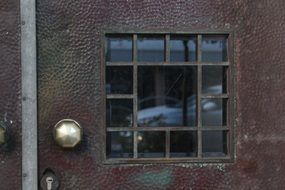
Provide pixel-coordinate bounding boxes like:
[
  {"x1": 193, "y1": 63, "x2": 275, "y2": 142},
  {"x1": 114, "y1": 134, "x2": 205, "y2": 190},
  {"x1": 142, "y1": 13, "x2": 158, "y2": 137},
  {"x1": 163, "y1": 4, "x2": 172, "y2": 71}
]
[{"x1": 135, "y1": 169, "x2": 172, "y2": 188}]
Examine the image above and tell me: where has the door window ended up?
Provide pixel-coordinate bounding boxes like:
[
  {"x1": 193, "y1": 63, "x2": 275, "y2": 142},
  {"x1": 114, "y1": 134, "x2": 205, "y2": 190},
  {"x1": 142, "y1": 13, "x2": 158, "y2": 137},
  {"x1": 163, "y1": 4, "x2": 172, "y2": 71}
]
[{"x1": 105, "y1": 33, "x2": 234, "y2": 163}]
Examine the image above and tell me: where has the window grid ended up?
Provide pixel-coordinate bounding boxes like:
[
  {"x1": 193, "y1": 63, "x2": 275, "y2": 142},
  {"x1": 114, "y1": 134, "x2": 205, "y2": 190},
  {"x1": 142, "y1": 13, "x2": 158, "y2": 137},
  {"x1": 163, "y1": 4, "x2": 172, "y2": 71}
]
[{"x1": 105, "y1": 33, "x2": 233, "y2": 164}]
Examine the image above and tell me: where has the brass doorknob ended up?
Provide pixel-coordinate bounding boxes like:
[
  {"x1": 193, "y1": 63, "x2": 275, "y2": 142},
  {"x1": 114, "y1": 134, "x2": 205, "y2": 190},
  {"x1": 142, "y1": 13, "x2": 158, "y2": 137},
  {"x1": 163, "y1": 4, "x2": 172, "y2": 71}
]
[
  {"x1": 53, "y1": 119, "x2": 82, "y2": 148},
  {"x1": 0, "y1": 124, "x2": 5, "y2": 145}
]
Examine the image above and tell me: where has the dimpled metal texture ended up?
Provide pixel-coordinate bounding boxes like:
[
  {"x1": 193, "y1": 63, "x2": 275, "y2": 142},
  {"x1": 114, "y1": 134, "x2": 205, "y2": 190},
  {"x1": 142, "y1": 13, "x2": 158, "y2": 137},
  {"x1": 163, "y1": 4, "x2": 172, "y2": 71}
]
[
  {"x1": 37, "y1": 0, "x2": 285, "y2": 189},
  {"x1": 0, "y1": 0, "x2": 21, "y2": 189}
]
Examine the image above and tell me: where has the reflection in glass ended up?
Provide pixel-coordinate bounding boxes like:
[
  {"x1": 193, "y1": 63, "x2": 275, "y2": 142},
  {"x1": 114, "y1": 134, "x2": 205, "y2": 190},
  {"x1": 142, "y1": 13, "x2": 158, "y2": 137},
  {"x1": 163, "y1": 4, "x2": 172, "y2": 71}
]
[
  {"x1": 106, "y1": 36, "x2": 133, "y2": 62},
  {"x1": 138, "y1": 66, "x2": 197, "y2": 127},
  {"x1": 170, "y1": 35, "x2": 197, "y2": 62},
  {"x1": 106, "y1": 99, "x2": 133, "y2": 127},
  {"x1": 138, "y1": 131, "x2": 165, "y2": 158},
  {"x1": 106, "y1": 66, "x2": 133, "y2": 94},
  {"x1": 170, "y1": 131, "x2": 197, "y2": 157},
  {"x1": 202, "y1": 98, "x2": 227, "y2": 126},
  {"x1": 138, "y1": 35, "x2": 165, "y2": 62},
  {"x1": 107, "y1": 131, "x2": 133, "y2": 158},
  {"x1": 202, "y1": 66, "x2": 227, "y2": 94},
  {"x1": 202, "y1": 35, "x2": 227, "y2": 62},
  {"x1": 202, "y1": 131, "x2": 228, "y2": 157}
]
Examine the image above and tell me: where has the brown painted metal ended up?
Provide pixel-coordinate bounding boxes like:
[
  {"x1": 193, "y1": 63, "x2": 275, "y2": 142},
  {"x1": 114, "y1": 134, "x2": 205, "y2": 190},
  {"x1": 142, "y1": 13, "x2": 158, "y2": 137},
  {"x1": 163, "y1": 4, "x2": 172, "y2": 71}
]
[
  {"x1": 36, "y1": 0, "x2": 285, "y2": 189},
  {"x1": 0, "y1": 0, "x2": 21, "y2": 189}
]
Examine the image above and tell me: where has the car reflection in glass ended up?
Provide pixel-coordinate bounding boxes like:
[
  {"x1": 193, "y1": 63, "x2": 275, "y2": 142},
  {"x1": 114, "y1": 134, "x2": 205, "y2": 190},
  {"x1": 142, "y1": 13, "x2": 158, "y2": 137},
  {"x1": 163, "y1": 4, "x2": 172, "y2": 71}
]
[{"x1": 138, "y1": 85, "x2": 225, "y2": 127}]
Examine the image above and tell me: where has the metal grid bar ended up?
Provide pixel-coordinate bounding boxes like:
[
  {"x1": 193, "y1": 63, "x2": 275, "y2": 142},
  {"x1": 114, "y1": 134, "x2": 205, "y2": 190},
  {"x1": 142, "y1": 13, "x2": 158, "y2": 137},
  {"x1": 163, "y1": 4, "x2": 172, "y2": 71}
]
[
  {"x1": 106, "y1": 94, "x2": 134, "y2": 99},
  {"x1": 104, "y1": 156, "x2": 232, "y2": 164},
  {"x1": 106, "y1": 62, "x2": 133, "y2": 66},
  {"x1": 197, "y1": 34, "x2": 203, "y2": 158},
  {"x1": 106, "y1": 126, "x2": 229, "y2": 132},
  {"x1": 106, "y1": 62, "x2": 230, "y2": 66},
  {"x1": 222, "y1": 33, "x2": 233, "y2": 159},
  {"x1": 133, "y1": 34, "x2": 138, "y2": 158},
  {"x1": 201, "y1": 94, "x2": 229, "y2": 99}
]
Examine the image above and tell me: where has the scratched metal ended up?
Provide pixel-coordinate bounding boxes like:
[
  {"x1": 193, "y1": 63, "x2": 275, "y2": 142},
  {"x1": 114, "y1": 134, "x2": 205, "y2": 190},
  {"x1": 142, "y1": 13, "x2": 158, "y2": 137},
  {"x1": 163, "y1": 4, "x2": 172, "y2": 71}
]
[
  {"x1": 0, "y1": 0, "x2": 21, "y2": 189},
  {"x1": 37, "y1": 0, "x2": 285, "y2": 189}
]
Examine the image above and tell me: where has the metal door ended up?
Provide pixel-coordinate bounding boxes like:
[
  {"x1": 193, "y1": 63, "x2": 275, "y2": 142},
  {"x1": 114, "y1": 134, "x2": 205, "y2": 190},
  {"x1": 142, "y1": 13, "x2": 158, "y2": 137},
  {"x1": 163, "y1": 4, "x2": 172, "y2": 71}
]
[{"x1": 35, "y1": 0, "x2": 285, "y2": 190}]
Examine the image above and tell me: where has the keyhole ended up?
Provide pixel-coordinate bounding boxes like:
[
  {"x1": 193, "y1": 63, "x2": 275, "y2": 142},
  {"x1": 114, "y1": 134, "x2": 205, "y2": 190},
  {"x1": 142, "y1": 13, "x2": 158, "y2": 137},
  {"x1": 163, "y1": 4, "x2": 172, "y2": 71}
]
[{"x1": 46, "y1": 177, "x2": 54, "y2": 190}]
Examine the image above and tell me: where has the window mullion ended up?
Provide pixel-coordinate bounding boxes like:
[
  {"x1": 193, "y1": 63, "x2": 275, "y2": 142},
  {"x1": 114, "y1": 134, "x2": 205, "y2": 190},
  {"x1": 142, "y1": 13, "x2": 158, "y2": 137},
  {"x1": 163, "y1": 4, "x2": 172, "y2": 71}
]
[
  {"x1": 133, "y1": 34, "x2": 138, "y2": 158},
  {"x1": 197, "y1": 34, "x2": 202, "y2": 158}
]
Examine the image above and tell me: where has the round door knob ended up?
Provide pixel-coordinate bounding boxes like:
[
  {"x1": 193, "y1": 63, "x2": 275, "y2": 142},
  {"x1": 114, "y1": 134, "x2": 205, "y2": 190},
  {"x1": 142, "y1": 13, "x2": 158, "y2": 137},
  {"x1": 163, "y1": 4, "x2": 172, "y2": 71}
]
[{"x1": 53, "y1": 119, "x2": 82, "y2": 148}]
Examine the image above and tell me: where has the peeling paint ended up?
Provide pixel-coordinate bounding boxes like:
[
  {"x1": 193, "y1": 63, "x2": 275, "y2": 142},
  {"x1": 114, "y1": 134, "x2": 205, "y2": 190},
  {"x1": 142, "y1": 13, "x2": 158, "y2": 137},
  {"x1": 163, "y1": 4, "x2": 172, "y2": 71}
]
[
  {"x1": 175, "y1": 163, "x2": 226, "y2": 172},
  {"x1": 136, "y1": 169, "x2": 172, "y2": 187}
]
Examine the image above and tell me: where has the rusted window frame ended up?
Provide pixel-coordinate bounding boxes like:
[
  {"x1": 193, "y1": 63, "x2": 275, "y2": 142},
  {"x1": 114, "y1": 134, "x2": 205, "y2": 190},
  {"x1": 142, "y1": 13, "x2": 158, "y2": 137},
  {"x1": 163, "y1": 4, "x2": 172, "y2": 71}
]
[{"x1": 102, "y1": 31, "x2": 236, "y2": 164}]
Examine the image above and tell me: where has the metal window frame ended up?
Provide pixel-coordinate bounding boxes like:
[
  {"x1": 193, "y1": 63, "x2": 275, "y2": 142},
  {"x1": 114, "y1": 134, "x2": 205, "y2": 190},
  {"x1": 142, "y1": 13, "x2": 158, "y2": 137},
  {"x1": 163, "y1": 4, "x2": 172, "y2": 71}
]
[
  {"x1": 102, "y1": 31, "x2": 236, "y2": 164},
  {"x1": 21, "y1": 0, "x2": 38, "y2": 189}
]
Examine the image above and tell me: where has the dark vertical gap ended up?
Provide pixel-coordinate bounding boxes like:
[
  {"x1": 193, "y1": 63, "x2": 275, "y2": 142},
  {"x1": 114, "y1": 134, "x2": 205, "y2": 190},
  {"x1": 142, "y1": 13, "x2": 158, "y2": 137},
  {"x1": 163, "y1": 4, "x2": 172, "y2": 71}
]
[
  {"x1": 223, "y1": 131, "x2": 228, "y2": 155},
  {"x1": 223, "y1": 98, "x2": 228, "y2": 126},
  {"x1": 223, "y1": 66, "x2": 228, "y2": 94},
  {"x1": 155, "y1": 67, "x2": 165, "y2": 106}
]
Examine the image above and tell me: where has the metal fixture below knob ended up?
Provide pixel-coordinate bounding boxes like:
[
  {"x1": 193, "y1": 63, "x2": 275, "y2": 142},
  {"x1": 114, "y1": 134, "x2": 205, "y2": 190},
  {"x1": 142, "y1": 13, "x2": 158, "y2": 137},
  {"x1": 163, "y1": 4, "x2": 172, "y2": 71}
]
[
  {"x1": 53, "y1": 119, "x2": 82, "y2": 148},
  {"x1": 0, "y1": 125, "x2": 5, "y2": 145}
]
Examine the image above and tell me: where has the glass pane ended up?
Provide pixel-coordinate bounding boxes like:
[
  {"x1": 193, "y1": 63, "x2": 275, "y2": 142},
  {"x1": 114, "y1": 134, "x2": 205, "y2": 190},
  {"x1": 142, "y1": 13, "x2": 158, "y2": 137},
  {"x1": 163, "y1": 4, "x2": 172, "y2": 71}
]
[
  {"x1": 138, "y1": 131, "x2": 165, "y2": 158},
  {"x1": 202, "y1": 98, "x2": 227, "y2": 126},
  {"x1": 170, "y1": 35, "x2": 197, "y2": 62},
  {"x1": 106, "y1": 99, "x2": 133, "y2": 127},
  {"x1": 202, "y1": 35, "x2": 227, "y2": 62},
  {"x1": 107, "y1": 131, "x2": 133, "y2": 158},
  {"x1": 138, "y1": 66, "x2": 197, "y2": 127},
  {"x1": 138, "y1": 35, "x2": 165, "y2": 62},
  {"x1": 202, "y1": 131, "x2": 228, "y2": 157},
  {"x1": 202, "y1": 66, "x2": 227, "y2": 94},
  {"x1": 170, "y1": 131, "x2": 197, "y2": 157},
  {"x1": 106, "y1": 66, "x2": 133, "y2": 94},
  {"x1": 106, "y1": 36, "x2": 132, "y2": 62}
]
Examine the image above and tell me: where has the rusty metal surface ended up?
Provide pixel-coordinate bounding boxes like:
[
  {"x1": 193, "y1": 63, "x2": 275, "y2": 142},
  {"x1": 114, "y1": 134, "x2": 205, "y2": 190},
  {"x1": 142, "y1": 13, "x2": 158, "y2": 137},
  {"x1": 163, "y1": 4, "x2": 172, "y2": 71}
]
[
  {"x1": 0, "y1": 0, "x2": 21, "y2": 189},
  {"x1": 37, "y1": 0, "x2": 285, "y2": 189}
]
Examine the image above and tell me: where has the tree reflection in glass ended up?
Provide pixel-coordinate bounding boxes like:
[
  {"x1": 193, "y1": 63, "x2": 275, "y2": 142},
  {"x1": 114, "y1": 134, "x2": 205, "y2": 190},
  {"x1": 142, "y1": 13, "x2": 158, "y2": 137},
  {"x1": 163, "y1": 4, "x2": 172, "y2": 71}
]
[{"x1": 170, "y1": 35, "x2": 197, "y2": 62}]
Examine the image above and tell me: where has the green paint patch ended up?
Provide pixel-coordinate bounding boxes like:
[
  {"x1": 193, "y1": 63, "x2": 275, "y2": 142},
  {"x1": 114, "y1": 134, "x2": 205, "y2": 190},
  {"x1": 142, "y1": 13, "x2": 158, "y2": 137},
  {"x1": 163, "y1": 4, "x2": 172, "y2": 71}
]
[{"x1": 136, "y1": 169, "x2": 172, "y2": 188}]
